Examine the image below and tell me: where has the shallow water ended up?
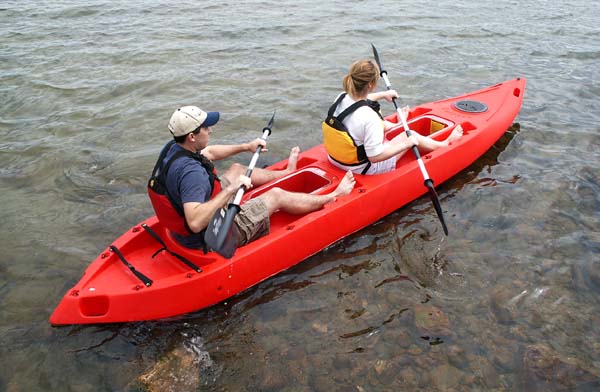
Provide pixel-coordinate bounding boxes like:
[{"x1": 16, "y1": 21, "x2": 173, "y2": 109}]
[{"x1": 1, "y1": 0, "x2": 599, "y2": 390}]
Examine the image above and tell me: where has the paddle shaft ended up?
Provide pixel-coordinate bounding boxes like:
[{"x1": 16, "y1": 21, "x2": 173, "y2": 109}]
[
  {"x1": 204, "y1": 114, "x2": 275, "y2": 257},
  {"x1": 371, "y1": 44, "x2": 448, "y2": 235},
  {"x1": 380, "y1": 73, "x2": 430, "y2": 182},
  {"x1": 231, "y1": 127, "x2": 271, "y2": 205},
  {"x1": 216, "y1": 126, "x2": 271, "y2": 244}
]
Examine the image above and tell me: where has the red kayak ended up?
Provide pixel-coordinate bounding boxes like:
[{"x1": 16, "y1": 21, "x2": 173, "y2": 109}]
[{"x1": 50, "y1": 78, "x2": 526, "y2": 325}]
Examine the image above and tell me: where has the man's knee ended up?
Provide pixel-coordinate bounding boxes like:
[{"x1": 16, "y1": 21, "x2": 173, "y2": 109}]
[
  {"x1": 259, "y1": 187, "x2": 285, "y2": 214},
  {"x1": 222, "y1": 163, "x2": 246, "y2": 183},
  {"x1": 262, "y1": 187, "x2": 285, "y2": 202},
  {"x1": 228, "y1": 163, "x2": 245, "y2": 175}
]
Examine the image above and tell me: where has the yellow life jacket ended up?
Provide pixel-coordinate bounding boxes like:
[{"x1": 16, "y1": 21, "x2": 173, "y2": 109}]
[{"x1": 322, "y1": 93, "x2": 382, "y2": 174}]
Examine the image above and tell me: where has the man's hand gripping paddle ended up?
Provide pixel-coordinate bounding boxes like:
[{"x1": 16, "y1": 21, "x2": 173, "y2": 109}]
[{"x1": 204, "y1": 112, "x2": 275, "y2": 258}]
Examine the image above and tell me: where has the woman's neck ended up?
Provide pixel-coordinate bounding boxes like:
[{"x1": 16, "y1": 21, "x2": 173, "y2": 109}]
[{"x1": 349, "y1": 92, "x2": 368, "y2": 101}]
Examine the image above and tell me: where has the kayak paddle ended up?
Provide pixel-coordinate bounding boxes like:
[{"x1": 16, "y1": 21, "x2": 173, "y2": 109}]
[
  {"x1": 371, "y1": 44, "x2": 449, "y2": 235},
  {"x1": 204, "y1": 112, "x2": 275, "y2": 258}
]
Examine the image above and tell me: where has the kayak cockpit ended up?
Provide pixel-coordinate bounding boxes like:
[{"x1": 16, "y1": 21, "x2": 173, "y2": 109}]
[
  {"x1": 244, "y1": 167, "x2": 333, "y2": 199},
  {"x1": 385, "y1": 112, "x2": 456, "y2": 141}
]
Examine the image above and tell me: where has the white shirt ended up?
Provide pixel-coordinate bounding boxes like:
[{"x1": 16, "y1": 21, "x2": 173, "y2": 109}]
[
  {"x1": 333, "y1": 93, "x2": 385, "y2": 157},
  {"x1": 329, "y1": 93, "x2": 397, "y2": 175}
]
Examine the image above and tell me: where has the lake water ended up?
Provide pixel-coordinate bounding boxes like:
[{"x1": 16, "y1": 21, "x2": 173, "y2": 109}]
[{"x1": 1, "y1": 0, "x2": 599, "y2": 391}]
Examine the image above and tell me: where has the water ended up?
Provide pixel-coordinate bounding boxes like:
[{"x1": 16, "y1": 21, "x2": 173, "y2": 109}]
[{"x1": 1, "y1": 0, "x2": 599, "y2": 390}]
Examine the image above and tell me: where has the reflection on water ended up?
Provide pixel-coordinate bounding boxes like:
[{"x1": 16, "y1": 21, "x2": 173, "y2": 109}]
[{"x1": 2, "y1": 0, "x2": 600, "y2": 390}]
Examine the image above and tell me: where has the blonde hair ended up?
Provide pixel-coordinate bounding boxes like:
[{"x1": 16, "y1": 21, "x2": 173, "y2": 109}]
[{"x1": 342, "y1": 60, "x2": 380, "y2": 97}]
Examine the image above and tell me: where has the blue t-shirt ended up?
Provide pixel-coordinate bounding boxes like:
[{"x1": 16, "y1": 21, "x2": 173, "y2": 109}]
[{"x1": 164, "y1": 144, "x2": 213, "y2": 248}]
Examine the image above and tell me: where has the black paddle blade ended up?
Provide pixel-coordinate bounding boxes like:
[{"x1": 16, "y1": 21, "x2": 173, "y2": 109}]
[
  {"x1": 371, "y1": 44, "x2": 384, "y2": 73},
  {"x1": 204, "y1": 204, "x2": 242, "y2": 258},
  {"x1": 424, "y1": 179, "x2": 449, "y2": 236},
  {"x1": 371, "y1": 43, "x2": 449, "y2": 235},
  {"x1": 264, "y1": 111, "x2": 275, "y2": 135}
]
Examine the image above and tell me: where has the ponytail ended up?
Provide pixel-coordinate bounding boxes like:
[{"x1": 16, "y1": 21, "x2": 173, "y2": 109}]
[{"x1": 342, "y1": 60, "x2": 380, "y2": 98}]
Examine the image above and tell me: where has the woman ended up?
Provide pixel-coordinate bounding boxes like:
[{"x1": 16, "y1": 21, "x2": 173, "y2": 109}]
[{"x1": 322, "y1": 59, "x2": 463, "y2": 175}]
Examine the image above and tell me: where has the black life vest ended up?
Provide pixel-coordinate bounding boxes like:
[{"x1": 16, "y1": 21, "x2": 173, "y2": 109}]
[
  {"x1": 147, "y1": 140, "x2": 221, "y2": 237},
  {"x1": 322, "y1": 93, "x2": 383, "y2": 174}
]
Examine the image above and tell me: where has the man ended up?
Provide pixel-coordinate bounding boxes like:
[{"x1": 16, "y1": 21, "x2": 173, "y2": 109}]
[{"x1": 150, "y1": 105, "x2": 355, "y2": 250}]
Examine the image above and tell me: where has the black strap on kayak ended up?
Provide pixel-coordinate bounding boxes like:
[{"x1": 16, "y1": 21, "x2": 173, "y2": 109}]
[
  {"x1": 109, "y1": 245, "x2": 153, "y2": 287},
  {"x1": 141, "y1": 223, "x2": 202, "y2": 273}
]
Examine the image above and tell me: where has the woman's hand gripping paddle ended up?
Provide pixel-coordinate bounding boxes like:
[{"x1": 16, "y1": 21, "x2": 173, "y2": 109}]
[
  {"x1": 371, "y1": 44, "x2": 449, "y2": 235},
  {"x1": 204, "y1": 112, "x2": 275, "y2": 258}
]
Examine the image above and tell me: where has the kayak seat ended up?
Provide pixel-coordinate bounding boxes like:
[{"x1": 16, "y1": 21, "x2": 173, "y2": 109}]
[
  {"x1": 244, "y1": 167, "x2": 332, "y2": 200},
  {"x1": 386, "y1": 114, "x2": 455, "y2": 141}
]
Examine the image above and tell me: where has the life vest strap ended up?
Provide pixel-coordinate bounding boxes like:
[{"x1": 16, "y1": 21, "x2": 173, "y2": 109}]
[
  {"x1": 327, "y1": 153, "x2": 372, "y2": 175},
  {"x1": 148, "y1": 141, "x2": 221, "y2": 241},
  {"x1": 323, "y1": 93, "x2": 378, "y2": 172}
]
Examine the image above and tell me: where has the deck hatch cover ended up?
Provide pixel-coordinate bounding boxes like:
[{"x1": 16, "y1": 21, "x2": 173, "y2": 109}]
[{"x1": 454, "y1": 100, "x2": 488, "y2": 113}]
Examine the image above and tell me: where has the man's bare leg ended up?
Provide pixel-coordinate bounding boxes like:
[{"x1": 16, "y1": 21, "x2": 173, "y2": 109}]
[{"x1": 260, "y1": 170, "x2": 356, "y2": 216}]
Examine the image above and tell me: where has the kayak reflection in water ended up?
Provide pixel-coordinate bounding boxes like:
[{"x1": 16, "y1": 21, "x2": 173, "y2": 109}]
[
  {"x1": 149, "y1": 105, "x2": 356, "y2": 250},
  {"x1": 323, "y1": 59, "x2": 463, "y2": 175}
]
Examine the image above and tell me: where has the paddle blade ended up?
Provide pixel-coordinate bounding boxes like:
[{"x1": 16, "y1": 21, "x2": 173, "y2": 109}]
[
  {"x1": 264, "y1": 110, "x2": 275, "y2": 135},
  {"x1": 371, "y1": 44, "x2": 383, "y2": 71},
  {"x1": 204, "y1": 204, "x2": 242, "y2": 258},
  {"x1": 424, "y1": 179, "x2": 449, "y2": 236}
]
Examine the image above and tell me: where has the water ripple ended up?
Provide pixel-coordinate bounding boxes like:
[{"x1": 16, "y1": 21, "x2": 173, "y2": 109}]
[{"x1": 2, "y1": 0, "x2": 600, "y2": 390}]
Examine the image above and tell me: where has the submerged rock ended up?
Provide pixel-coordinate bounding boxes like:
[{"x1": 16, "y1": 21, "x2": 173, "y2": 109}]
[
  {"x1": 480, "y1": 360, "x2": 501, "y2": 389},
  {"x1": 430, "y1": 364, "x2": 463, "y2": 390},
  {"x1": 521, "y1": 344, "x2": 600, "y2": 391},
  {"x1": 446, "y1": 345, "x2": 468, "y2": 369},
  {"x1": 398, "y1": 367, "x2": 419, "y2": 388},
  {"x1": 489, "y1": 286, "x2": 521, "y2": 325},
  {"x1": 397, "y1": 226, "x2": 449, "y2": 286},
  {"x1": 258, "y1": 365, "x2": 288, "y2": 391},
  {"x1": 374, "y1": 359, "x2": 388, "y2": 375},
  {"x1": 311, "y1": 321, "x2": 328, "y2": 334},
  {"x1": 136, "y1": 346, "x2": 201, "y2": 392},
  {"x1": 414, "y1": 304, "x2": 452, "y2": 338},
  {"x1": 133, "y1": 337, "x2": 221, "y2": 392}
]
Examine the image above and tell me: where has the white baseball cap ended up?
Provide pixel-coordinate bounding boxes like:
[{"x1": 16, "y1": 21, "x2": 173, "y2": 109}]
[{"x1": 168, "y1": 106, "x2": 220, "y2": 137}]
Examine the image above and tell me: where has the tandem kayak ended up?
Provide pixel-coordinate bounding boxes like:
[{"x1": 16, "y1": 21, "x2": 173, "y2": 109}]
[{"x1": 50, "y1": 78, "x2": 526, "y2": 325}]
